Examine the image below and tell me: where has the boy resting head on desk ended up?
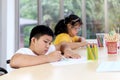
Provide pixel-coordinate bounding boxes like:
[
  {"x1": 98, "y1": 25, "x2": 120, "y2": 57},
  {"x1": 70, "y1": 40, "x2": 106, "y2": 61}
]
[{"x1": 10, "y1": 25, "x2": 80, "y2": 69}]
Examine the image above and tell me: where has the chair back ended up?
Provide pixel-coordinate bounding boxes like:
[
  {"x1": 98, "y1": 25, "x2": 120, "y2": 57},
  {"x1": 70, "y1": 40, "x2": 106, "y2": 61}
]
[{"x1": 0, "y1": 67, "x2": 8, "y2": 76}]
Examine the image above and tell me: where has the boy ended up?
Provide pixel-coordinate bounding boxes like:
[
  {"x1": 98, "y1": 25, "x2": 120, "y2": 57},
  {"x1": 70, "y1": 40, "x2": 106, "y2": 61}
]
[{"x1": 10, "y1": 25, "x2": 80, "y2": 68}]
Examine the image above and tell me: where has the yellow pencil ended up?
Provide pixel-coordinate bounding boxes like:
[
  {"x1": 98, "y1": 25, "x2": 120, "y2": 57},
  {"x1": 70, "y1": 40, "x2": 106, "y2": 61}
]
[
  {"x1": 93, "y1": 44, "x2": 98, "y2": 60},
  {"x1": 87, "y1": 44, "x2": 94, "y2": 60}
]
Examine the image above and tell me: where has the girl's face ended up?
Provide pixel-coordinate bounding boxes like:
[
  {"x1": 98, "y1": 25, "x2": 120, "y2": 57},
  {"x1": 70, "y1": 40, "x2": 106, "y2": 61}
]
[
  {"x1": 30, "y1": 35, "x2": 53, "y2": 55},
  {"x1": 68, "y1": 22, "x2": 81, "y2": 37}
]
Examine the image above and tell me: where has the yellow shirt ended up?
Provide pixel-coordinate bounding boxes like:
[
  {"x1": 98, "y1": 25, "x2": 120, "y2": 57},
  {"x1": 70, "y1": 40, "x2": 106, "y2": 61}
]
[{"x1": 53, "y1": 33, "x2": 79, "y2": 45}]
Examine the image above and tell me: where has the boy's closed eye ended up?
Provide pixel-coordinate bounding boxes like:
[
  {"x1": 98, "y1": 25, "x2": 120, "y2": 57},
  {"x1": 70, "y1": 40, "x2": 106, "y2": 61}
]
[{"x1": 44, "y1": 40, "x2": 51, "y2": 45}]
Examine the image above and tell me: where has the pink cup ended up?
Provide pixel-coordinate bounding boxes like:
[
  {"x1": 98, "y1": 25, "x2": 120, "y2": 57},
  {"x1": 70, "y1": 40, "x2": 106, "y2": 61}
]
[{"x1": 106, "y1": 42, "x2": 117, "y2": 54}]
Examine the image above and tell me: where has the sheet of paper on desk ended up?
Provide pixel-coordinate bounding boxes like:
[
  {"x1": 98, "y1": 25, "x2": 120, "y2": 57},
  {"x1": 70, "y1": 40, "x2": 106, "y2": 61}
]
[
  {"x1": 96, "y1": 61, "x2": 120, "y2": 72},
  {"x1": 50, "y1": 57, "x2": 87, "y2": 66}
]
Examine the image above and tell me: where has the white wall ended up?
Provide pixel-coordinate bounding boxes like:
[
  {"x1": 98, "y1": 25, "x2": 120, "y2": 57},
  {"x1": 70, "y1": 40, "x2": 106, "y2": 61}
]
[
  {"x1": 7, "y1": 0, "x2": 16, "y2": 72},
  {"x1": 0, "y1": 0, "x2": 15, "y2": 72},
  {"x1": 7, "y1": 0, "x2": 15, "y2": 60},
  {"x1": 0, "y1": 0, "x2": 7, "y2": 68}
]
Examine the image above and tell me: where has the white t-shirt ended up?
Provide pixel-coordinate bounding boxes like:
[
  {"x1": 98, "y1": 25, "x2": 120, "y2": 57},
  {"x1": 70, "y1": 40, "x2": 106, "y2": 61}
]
[{"x1": 15, "y1": 44, "x2": 56, "y2": 56}]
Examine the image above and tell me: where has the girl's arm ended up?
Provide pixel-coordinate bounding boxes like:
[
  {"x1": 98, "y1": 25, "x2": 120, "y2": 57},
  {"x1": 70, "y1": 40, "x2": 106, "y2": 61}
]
[{"x1": 55, "y1": 42, "x2": 81, "y2": 58}]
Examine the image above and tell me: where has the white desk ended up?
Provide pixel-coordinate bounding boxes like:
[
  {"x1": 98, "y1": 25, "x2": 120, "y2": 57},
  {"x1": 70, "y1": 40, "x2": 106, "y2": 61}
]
[{"x1": 1, "y1": 47, "x2": 120, "y2": 80}]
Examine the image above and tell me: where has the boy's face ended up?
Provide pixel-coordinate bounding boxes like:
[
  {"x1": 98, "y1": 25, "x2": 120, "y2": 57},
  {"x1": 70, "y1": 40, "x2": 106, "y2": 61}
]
[{"x1": 31, "y1": 35, "x2": 53, "y2": 55}]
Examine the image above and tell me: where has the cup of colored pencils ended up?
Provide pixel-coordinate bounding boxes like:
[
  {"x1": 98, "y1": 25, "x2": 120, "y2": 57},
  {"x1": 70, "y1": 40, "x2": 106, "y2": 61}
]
[
  {"x1": 87, "y1": 44, "x2": 98, "y2": 60},
  {"x1": 96, "y1": 33, "x2": 104, "y2": 47},
  {"x1": 104, "y1": 30, "x2": 119, "y2": 54}
]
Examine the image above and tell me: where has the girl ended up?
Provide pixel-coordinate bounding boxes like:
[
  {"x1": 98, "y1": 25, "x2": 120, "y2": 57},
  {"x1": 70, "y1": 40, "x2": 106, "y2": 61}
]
[{"x1": 54, "y1": 14, "x2": 88, "y2": 49}]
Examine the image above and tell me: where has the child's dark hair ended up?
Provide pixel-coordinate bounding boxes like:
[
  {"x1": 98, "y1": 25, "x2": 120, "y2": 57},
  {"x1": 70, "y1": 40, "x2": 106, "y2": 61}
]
[
  {"x1": 54, "y1": 14, "x2": 83, "y2": 36},
  {"x1": 29, "y1": 25, "x2": 54, "y2": 45}
]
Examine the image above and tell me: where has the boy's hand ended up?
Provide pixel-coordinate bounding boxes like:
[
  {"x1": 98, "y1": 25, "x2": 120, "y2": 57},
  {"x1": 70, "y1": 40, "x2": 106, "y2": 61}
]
[{"x1": 46, "y1": 51, "x2": 62, "y2": 62}]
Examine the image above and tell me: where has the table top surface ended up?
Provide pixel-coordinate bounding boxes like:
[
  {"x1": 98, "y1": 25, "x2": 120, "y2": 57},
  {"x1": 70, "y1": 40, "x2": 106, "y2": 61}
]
[{"x1": 1, "y1": 46, "x2": 120, "y2": 80}]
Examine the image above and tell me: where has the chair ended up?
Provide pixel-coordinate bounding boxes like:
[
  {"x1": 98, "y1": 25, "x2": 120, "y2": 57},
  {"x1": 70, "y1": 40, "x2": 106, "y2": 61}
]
[
  {"x1": 0, "y1": 67, "x2": 8, "y2": 76},
  {"x1": 6, "y1": 60, "x2": 10, "y2": 64},
  {"x1": 0, "y1": 60, "x2": 10, "y2": 76}
]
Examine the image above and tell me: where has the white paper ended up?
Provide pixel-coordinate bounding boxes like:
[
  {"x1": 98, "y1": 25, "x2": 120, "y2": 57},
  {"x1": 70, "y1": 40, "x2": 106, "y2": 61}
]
[
  {"x1": 50, "y1": 57, "x2": 87, "y2": 66},
  {"x1": 96, "y1": 61, "x2": 120, "y2": 72}
]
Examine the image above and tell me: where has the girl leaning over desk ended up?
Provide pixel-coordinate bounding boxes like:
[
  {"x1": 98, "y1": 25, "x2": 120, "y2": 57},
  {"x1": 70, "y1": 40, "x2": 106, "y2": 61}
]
[{"x1": 53, "y1": 14, "x2": 88, "y2": 50}]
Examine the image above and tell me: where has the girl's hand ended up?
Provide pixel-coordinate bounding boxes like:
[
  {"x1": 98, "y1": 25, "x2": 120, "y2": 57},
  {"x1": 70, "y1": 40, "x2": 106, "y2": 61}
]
[{"x1": 64, "y1": 49, "x2": 81, "y2": 59}]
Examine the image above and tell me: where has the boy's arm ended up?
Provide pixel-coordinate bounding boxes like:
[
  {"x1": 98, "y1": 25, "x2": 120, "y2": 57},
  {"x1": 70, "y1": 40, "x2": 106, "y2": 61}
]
[
  {"x1": 10, "y1": 51, "x2": 62, "y2": 68},
  {"x1": 10, "y1": 53, "x2": 49, "y2": 68}
]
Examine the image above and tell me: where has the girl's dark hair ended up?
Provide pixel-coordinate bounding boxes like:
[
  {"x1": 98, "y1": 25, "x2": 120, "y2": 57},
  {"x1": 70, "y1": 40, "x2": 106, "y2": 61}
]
[
  {"x1": 54, "y1": 19, "x2": 68, "y2": 36},
  {"x1": 54, "y1": 14, "x2": 83, "y2": 36},
  {"x1": 29, "y1": 25, "x2": 54, "y2": 45}
]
